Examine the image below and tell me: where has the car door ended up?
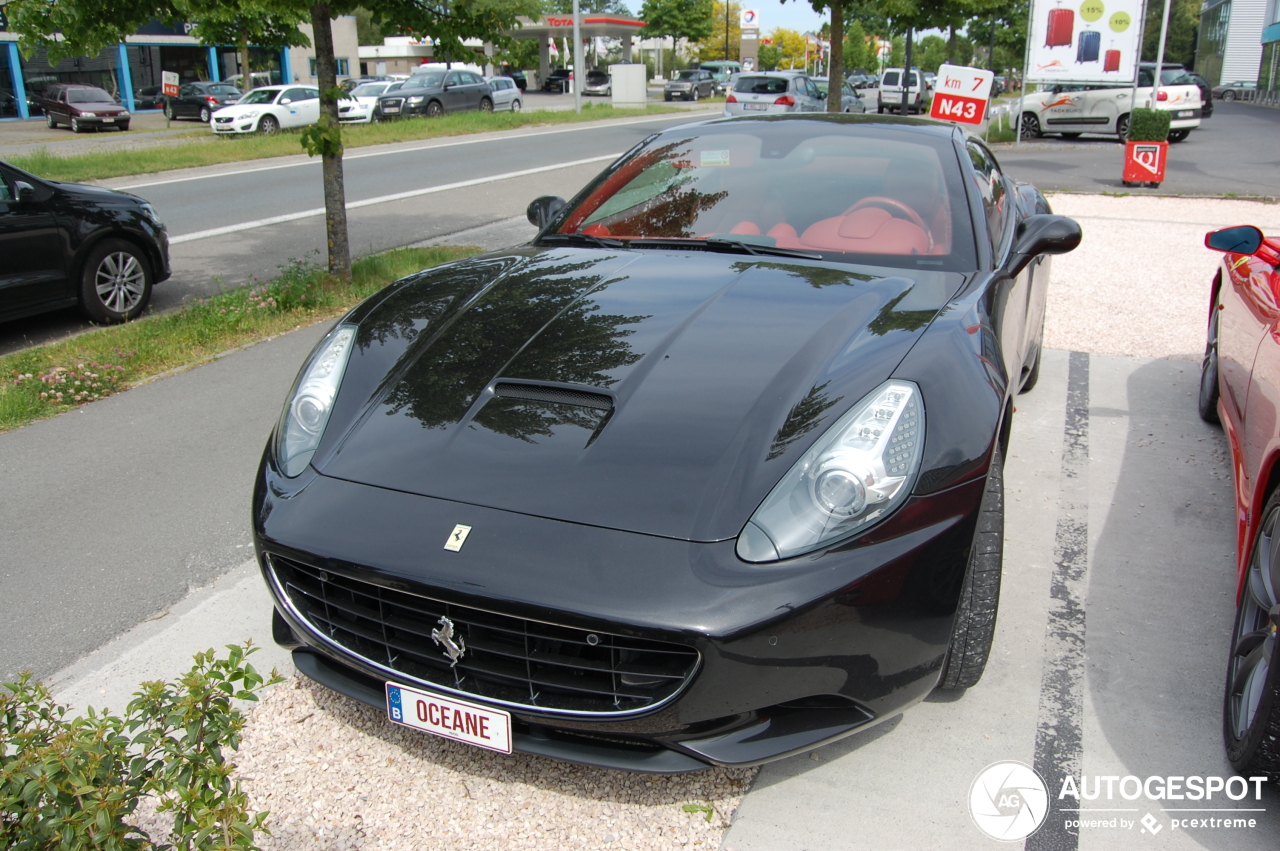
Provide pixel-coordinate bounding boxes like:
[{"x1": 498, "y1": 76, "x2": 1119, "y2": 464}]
[
  {"x1": 442, "y1": 71, "x2": 465, "y2": 111},
  {"x1": 463, "y1": 72, "x2": 488, "y2": 109},
  {"x1": 0, "y1": 169, "x2": 68, "y2": 315},
  {"x1": 278, "y1": 87, "x2": 314, "y2": 127},
  {"x1": 297, "y1": 88, "x2": 321, "y2": 124},
  {"x1": 176, "y1": 84, "x2": 199, "y2": 117},
  {"x1": 1036, "y1": 84, "x2": 1087, "y2": 131},
  {"x1": 966, "y1": 140, "x2": 1027, "y2": 377},
  {"x1": 1218, "y1": 248, "x2": 1280, "y2": 428}
]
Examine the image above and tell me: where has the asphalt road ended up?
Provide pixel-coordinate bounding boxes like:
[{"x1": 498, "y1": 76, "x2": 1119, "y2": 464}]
[
  {"x1": 0, "y1": 110, "x2": 717, "y2": 356},
  {"x1": 995, "y1": 101, "x2": 1280, "y2": 197}
]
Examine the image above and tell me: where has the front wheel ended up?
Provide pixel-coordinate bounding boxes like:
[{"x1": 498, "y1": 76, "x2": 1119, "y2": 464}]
[
  {"x1": 199, "y1": 106, "x2": 211, "y2": 123},
  {"x1": 937, "y1": 444, "x2": 1005, "y2": 690},
  {"x1": 45, "y1": 113, "x2": 57, "y2": 129},
  {"x1": 1169, "y1": 128, "x2": 1191, "y2": 143},
  {"x1": 1116, "y1": 113, "x2": 1131, "y2": 140},
  {"x1": 692, "y1": 88, "x2": 699, "y2": 102},
  {"x1": 511, "y1": 98, "x2": 522, "y2": 113},
  {"x1": 257, "y1": 114, "x2": 279, "y2": 135},
  {"x1": 479, "y1": 97, "x2": 493, "y2": 113},
  {"x1": 164, "y1": 101, "x2": 174, "y2": 120},
  {"x1": 426, "y1": 100, "x2": 444, "y2": 117},
  {"x1": 80, "y1": 239, "x2": 153, "y2": 323},
  {"x1": 1223, "y1": 490, "x2": 1280, "y2": 779},
  {"x1": 70, "y1": 117, "x2": 83, "y2": 133},
  {"x1": 1020, "y1": 112, "x2": 1041, "y2": 140},
  {"x1": 1199, "y1": 299, "x2": 1221, "y2": 423},
  {"x1": 1224, "y1": 90, "x2": 1237, "y2": 102}
]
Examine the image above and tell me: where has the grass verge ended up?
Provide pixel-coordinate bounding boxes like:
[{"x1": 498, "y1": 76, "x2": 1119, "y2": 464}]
[
  {"x1": 11, "y1": 103, "x2": 692, "y2": 184},
  {"x1": 0, "y1": 244, "x2": 479, "y2": 433}
]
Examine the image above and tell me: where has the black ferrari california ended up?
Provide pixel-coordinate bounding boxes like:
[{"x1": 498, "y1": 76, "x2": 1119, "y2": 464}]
[{"x1": 255, "y1": 115, "x2": 1081, "y2": 771}]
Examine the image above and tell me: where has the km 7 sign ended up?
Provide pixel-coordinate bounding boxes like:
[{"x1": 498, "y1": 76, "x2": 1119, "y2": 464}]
[{"x1": 929, "y1": 64, "x2": 994, "y2": 126}]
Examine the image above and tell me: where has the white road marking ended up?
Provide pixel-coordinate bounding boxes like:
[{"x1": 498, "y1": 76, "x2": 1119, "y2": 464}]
[
  {"x1": 168, "y1": 154, "x2": 616, "y2": 245},
  {"x1": 118, "y1": 112, "x2": 706, "y2": 190}
]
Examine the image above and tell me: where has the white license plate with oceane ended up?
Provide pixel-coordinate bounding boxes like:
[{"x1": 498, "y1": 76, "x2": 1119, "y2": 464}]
[{"x1": 386, "y1": 682, "x2": 512, "y2": 753}]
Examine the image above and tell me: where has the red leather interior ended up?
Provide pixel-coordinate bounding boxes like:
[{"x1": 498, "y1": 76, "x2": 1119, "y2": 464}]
[
  {"x1": 581, "y1": 223, "x2": 612, "y2": 237},
  {"x1": 729, "y1": 221, "x2": 762, "y2": 235},
  {"x1": 798, "y1": 208, "x2": 929, "y2": 254}
]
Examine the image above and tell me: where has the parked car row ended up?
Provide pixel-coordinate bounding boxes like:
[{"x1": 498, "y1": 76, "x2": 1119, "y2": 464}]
[{"x1": 1017, "y1": 62, "x2": 1205, "y2": 142}]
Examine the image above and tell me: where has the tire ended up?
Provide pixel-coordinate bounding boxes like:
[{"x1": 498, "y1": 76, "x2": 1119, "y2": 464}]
[
  {"x1": 199, "y1": 106, "x2": 211, "y2": 123},
  {"x1": 257, "y1": 114, "x2": 279, "y2": 135},
  {"x1": 937, "y1": 443, "x2": 1005, "y2": 690},
  {"x1": 479, "y1": 97, "x2": 493, "y2": 113},
  {"x1": 164, "y1": 101, "x2": 174, "y2": 120},
  {"x1": 118, "y1": 123, "x2": 129, "y2": 132},
  {"x1": 79, "y1": 239, "x2": 153, "y2": 323},
  {"x1": 1060, "y1": 132, "x2": 1081, "y2": 139},
  {"x1": 692, "y1": 88, "x2": 700, "y2": 102},
  {"x1": 1169, "y1": 128, "x2": 1190, "y2": 143},
  {"x1": 45, "y1": 113, "x2": 57, "y2": 129},
  {"x1": 1020, "y1": 112, "x2": 1041, "y2": 140},
  {"x1": 70, "y1": 117, "x2": 82, "y2": 134},
  {"x1": 1199, "y1": 298, "x2": 1221, "y2": 424},
  {"x1": 426, "y1": 100, "x2": 443, "y2": 117},
  {"x1": 1223, "y1": 489, "x2": 1280, "y2": 780},
  {"x1": 665, "y1": 94, "x2": 672, "y2": 102},
  {"x1": 1224, "y1": 90, "x2": 1236, "y2": 102},
  {"x1": 511, "y1": 98, "x2": 522, "y2": 113},
  {"x1": 1116, "y1": 113, "x2": 1131, "y2": 140}
]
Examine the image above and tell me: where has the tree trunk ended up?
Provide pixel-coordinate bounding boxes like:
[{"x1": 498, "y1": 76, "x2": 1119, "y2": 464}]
[
  {"x1": 310, "y1": 1, "x2": 352, "y2": 282},
  {"x1": 239, "y1": 36, "x2": 252, "y2": 90},
  {"x1": 901, "y1": 27, "x2": 913, "y2": 116},
  {"x1": 947, "y1": 25, "x2": 956, "y2": 64},
  {"x1": 827, "y1": 0, "x2": 844, "y2": 112}
]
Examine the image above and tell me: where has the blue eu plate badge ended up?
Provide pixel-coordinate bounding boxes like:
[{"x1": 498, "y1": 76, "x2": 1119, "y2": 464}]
[{"x1": 387, "y1": 684, "x2": 404, "y2": 722}]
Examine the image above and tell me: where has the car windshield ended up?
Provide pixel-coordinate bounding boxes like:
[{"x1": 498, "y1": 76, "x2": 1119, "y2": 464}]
[
  {"x1": 410, "y1": 73, "x2": 444, "y2": 88},
  {"x1": 238, "y1": 89, "x2": 280, "y2": 105},
  {"x1": 676, "y1": 70, "x2": 700, "y2": 81},
  {"x1": 351, "y1": 83, "x2": 388, "y2": 97},
  {"x1": 734, "y1": 75, "x2": 788, "y2": 94},
  {"x1": 588, "y1": 72, "x2": 608, "y2": 82},
  {"x1": 551, "y1": 122, "x2": 976, "y2": 271},
  {"x1": 67, "y1": 88, "x2": 115, "y2": 103}
]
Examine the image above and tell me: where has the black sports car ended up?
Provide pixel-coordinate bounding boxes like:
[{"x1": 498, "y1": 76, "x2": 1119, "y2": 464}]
[{"x1": 255, "y1": 115, "x2": 1081, "y2": 771}]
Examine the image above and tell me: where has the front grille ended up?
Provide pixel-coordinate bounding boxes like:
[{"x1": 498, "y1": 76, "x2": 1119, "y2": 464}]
[
  {"x1": 382, "y1": 98, "x2": 403, "y2": 109},
  {"x1": 214, "y1": 116, "x2": 233, "y2": 124},
  {"x1": 270, "y1": 556, "x2": 700, "y2": 716}
]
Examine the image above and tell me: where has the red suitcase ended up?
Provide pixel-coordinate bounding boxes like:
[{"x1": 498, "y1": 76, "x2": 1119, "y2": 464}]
[
  {"x1": 1104, "y1": 49, "x2": 1121, "y2": 72},
  {"x1": 1046, "y1": 8, "x2": 1074, "y2": 48}
]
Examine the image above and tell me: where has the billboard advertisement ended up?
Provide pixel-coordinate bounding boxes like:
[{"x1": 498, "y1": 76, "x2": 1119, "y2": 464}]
[{"x1": 1026, "y1": 0, "x2": 1143, "y2": 83}]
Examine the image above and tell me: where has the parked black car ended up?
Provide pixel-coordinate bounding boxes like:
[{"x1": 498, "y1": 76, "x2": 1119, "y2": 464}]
[
  {"x1": 164, "y1": 81, "x2": 243, "y2": 123},
  {"x1": 33, "y1": 84, "x2": 130, "y2": 132},
  {"x1": 0, "y1": 160, "x2": 169, "y2": 324},
  {"x1": 664, "y1": 68, "x2": 716, "y2": 101},
  {"x1": 255, "y1": 115, "x2": 1081, "y2": 771},
  {"x1": 133, "y1": 85, "x2": 166, "y2": 110},
  {"x1": 377, "y1": 70, "x2": 493, "y2": 118},
  {"x1": 542, "y1": 68, "x2": 572, "y2": 93},
  {"x1": 1187, "y1": 71, "x2": 1213, "y2": 117}
]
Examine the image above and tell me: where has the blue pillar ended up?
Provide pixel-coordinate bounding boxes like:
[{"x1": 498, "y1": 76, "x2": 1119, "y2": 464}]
[
  {"x1": 281, "y1": 47, "x2": 292, "y2": 84},
  {"x1": 8, "y1": 42, "x2": 29, "y2": 120},
  {"x1": 116, "y1": 44, "x2": 135, "y2": 112},
  {"x1": 208, "y1": 47, "x2": 220, "y2": 81}
]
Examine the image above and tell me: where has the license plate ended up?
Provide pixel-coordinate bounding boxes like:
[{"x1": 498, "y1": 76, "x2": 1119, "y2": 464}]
[
  {"x1": 102, "y1": 117, "x2": 115, "y2": 123},
  {"x1": 1176, "y1": 110, "x2": 1193, "y2": 118},
  {"x1": 744, "y1": 103, "x2": 767, "y2": 111},
  {"x1": 383, "y1": 106, "x2": 400, "y2": 113},
  {"x1": 386, "y1": 682, "x2": 512, "y2": 754}
]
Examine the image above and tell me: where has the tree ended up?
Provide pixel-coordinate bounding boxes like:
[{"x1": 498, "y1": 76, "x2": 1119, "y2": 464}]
[
  {"x1": 640, "y1": 0, "x2": 716, "y2": 74},
  {"x1": 1141, "y1": 0, "x2": 1199, "y2": 67},
  {"x1": 781, "y1": 0, "x2": 846, "y2": 112},
  {"x1": 697, "y1": 0, "x2": 741, "y2": 62},
  {"x1": 763, "y1": 27, "x2": 808, "y2": 69}
]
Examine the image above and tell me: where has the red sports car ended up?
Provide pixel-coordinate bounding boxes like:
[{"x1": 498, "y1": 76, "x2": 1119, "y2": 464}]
[{"x1": 1199, "y1": 224, "x2": 1280, "y2": 779}]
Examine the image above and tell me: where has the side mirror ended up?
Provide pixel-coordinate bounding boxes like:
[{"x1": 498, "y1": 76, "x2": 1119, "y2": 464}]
[
  {"x1": 280, "y1": 98, "x2": 292, "y2": 104},
  {"x1": 14, "y1": 181, "x2": 36, "y2": 203},
  {"x1": 1206, "y1": 225, "x2": 1263, "y2": 256},
  {"x1": 527, "y1": 195, "x2": 567, "y2": 229},
  {"x1": 1005, "y1": 214, "x2": 1082, "y2": 276}
]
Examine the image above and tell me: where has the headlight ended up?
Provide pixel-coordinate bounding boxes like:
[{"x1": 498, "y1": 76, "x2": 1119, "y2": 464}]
[
  {"x1": 120, "y1": 111, "x2": 130, "y2": 117},
  {"x1": 81, "y1": 112, "x2": 96, "y2": 118},
  {"x1": 139, "y1": 202, "x2": 163, "y2": 227},
  {"x1": 737, "y1": 380, "x2": 925, "y2": 562},
  {"x1": 407, "y1": 96, "x2": 425, "y2": 104},
  {"x1": 276, "y1": 325, "x2": 356, "y2": 477},
  {"x1": 240, "y1": 110, "x2": 260, "y2": 119}
]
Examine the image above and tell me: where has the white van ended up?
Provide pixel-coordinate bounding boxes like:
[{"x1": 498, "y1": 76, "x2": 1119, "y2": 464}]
[
  {"x1": 1017, "y1": 63, "x2": 1202, "y2": 142},
  {"x1": 877, "y1": 68, "x2": 930, "y2": 114}
]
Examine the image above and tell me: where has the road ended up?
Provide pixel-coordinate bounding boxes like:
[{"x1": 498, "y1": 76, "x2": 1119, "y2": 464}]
[
  {"x1": 995, "y1": 101, "x2": 1280, "y2": 197},
  {"x1": 0, "y1": 109, "x2": 717, "y2": 355}
]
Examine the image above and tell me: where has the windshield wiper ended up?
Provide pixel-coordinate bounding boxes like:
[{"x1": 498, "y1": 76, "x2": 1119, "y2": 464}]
[
  {"x1": 703, "y1": 236, "x2": 822, "y2": 260},
  {"x1": 539, "y1": 232, "x2": 626, "y2": 249}
]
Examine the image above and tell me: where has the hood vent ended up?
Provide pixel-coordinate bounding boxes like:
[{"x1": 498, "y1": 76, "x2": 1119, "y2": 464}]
[{"x1": 494, "y1": 382, "x2": 613, "y2": 411}]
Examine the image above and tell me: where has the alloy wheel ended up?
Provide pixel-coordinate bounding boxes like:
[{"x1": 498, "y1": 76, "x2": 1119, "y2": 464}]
[
  {"x1": 511, "y1": 98, "x2": 522, "y2": 112},
  {"x1": 1116, "y1": 114, "x2": 1130, "y2": 140},
  {"x1": 1019, "y1": 113, "x2": 1040, "y2": 140},
  {"x1": 200, "y1": 107, "x2": 211, "y2": 123},
  {"x1": 95, "y1": 252, "x2": 147, "y2": 314},
  {"x1": 70, "y1": 118, "x2": 81, "y2": 133},
  {"x1": 480, "y1": 97, "x2": 493, "y2": 113},
  {"x1": 1225, "y1": 502, "x2": 1280, "y2": 761},
  {"x1": 1224, "y1": 91, "x2": 1236, "y2": 101}
]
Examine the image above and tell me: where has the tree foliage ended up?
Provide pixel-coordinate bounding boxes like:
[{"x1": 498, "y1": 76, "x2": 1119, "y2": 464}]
[
  {"x1": 1141, "y1": 0, "x2": 1200, "y2": 68},
  {"x1": 640, "y1": 0, "x2": 716, "y2": 44},
  {"x1": 697, "y1": 0, "x2": 741, "y2": 62}
]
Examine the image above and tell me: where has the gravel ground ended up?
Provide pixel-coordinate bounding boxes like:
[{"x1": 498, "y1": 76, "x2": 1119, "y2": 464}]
[
  {"x1": 1042, "y1": 193, "x2": 1280, "y2": 360},
  {"x1": 136, "y1": 194, "x2": 1280, "y2": 850}
]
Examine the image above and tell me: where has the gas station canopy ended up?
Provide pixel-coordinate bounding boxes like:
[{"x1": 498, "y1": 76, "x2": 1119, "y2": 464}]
[{"x1": 506, "y1": 15, "x2": 647, "y2": 40}]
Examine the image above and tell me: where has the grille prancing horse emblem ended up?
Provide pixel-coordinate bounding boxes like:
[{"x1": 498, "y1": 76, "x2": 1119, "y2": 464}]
[
  {"x1": 431, "y1": 616, "x2": 466, "y2": 667},
  {"x1": 444, "y1": 524, "x2": 471, "y2": 552}
]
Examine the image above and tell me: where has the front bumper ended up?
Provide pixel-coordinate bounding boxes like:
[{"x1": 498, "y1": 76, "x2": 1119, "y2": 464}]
[
  {"x1": 254, "y1": 452, "x2": 986, "y2": 770},
  {"x1": 212, "y1": 117, "x2": 260, "y2": 134},
  {"x1": 72, "y1": 114, "x2": 129, "y2": 127}
]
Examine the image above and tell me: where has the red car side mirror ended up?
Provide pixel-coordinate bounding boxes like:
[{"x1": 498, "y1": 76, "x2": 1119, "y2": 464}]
[{"x1": 1206, "y1": 225, "x2": 1263, "y2": 255}]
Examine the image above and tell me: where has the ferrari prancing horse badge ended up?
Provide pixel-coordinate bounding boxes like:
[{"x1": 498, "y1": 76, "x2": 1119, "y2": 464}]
[{"x1": 444, "y1": 524, "x2": 472, "y2": 552}]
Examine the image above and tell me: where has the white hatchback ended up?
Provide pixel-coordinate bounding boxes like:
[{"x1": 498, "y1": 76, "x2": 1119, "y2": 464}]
[
  {"x1": 484, "y1": 76, "x2": 523, "y2": 112},
  {"x1": 211, "y1": 85, "x2": 320, "y2": 135},
  {"x1": 339, "y1": 81, "x2": 405, "y2": 123},
  {"x1": 1017, "y1": 65, "x2": 1202, "y2": 142},
  {"x1": 723, "y1": 73, "x2": 825, "y2": 116}
]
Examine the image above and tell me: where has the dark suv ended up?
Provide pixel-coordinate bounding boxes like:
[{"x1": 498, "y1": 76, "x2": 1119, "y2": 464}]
[
  {"x1": 0, "y1": 160, "x2": 170, "y2": 324},
  {"x1": 542, "y1": 68, "x2": 572, "y2": 93},
  {"x1": 34, "y1": 84, "x2": 131, "y2": 132},
  {"x1": 377, "y1": 69, "x2": 493, "y2": 118},
  {"x1": 164, "y1": 81, "x2": 243, "y2": 123}
]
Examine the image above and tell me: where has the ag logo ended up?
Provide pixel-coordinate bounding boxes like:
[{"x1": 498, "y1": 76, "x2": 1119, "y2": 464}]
[{"x1": 968, "y1": 761, "x2": 1049, "y2": 841}]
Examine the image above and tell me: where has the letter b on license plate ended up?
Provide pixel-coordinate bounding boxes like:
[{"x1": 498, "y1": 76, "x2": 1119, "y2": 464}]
[{"x1": 386, "y1": 682, "x2": 512, "y2": 753}]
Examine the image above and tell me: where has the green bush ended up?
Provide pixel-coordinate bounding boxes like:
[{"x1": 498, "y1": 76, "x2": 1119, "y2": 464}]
[
  {"x1": 1127, "y1": 108, "x2": 1170, "y2": 141},
  {"x1": 1, "y1": 644, "x2": 282, "y2": 850}
]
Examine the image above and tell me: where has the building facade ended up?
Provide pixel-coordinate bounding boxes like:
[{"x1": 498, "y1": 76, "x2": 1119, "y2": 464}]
[
  {"x1": 1261, "y1": 0, "x2": 1280, "y2": 90},
  {"x1": 1196, "y1": 0, "x2": 1269, "y2": 86}
]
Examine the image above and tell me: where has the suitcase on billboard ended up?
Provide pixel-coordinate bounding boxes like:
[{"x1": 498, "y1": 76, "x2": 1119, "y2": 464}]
[
  {"x1": 1077, "y1": 31, "x2": 1100, "y2": 63},
  {"x1": 1046, "y1": 8, "x2": 1074, "y2": 48},
  {"x1": 1104, "y1": 49, "x2": 1121, "y2": 72}
]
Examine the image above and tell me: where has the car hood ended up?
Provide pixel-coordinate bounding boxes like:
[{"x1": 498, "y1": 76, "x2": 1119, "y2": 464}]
[
  {"x1": 318, "y1": 246, "x2": 962, "y2": 542},
  {"x1": 48, "y1": 180, "x2": 142, "y2": 204},
  {"x1": 71, "y1": 101, "x2": 125, "y2": 111}
]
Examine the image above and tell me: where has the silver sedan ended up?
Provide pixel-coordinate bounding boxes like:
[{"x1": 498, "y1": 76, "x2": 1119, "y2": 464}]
[{"x1": 812, "y1": 77, "x2": 866, "y2": 113}]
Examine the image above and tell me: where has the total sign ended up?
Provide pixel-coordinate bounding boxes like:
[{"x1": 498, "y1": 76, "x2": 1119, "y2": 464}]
[
  {"x1": 740, "y1": 9, "x2": 759, "y2": 30},
  {"x1": 929, "y1": 63, "x2": 994, "y2": 126}
]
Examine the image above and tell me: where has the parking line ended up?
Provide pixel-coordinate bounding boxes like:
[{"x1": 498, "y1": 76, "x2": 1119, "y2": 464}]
[
  {"x1": 119, "y1": 111, "x2": 708, "y2": 190},
  {"x1": 168, "y1": 154, "x2": 618, "y2": 245}
]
